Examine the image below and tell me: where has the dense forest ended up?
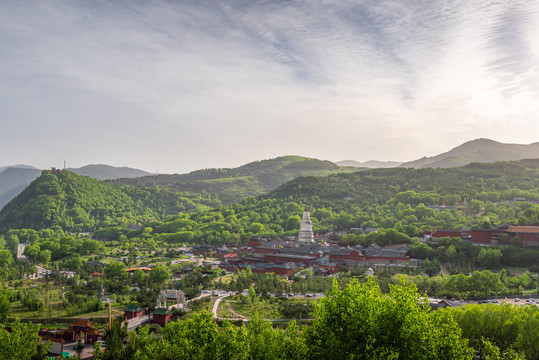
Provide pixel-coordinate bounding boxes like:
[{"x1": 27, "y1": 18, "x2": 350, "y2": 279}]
[{"x1": 270, "y1": 159, "x2": 539, "y2": 204}]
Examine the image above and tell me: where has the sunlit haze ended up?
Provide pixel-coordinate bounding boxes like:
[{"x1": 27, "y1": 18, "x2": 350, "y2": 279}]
[{"x1": 1, "y1": 0, "x2": 539, "y2": 173}]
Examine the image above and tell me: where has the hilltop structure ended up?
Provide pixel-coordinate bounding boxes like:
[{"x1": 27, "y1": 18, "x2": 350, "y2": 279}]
[{"x1": 298, "y1": 207, "x2": 314, "y2": 243}]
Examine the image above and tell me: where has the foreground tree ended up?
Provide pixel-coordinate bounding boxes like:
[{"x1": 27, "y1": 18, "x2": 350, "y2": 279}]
[
  {"x1": 96, "y1": 316, "x2": 130, "y2": 360},
  {"x1": 0, "y1": 321, "x2": 50, "y2": 359},
  {"x1": 446, "y1": 303, "x2": 539, "y2": 360},
  {"x1": 305, "y1": 278, "x2": 473, "y2": 360},
  {"x1": 74, "y1": 339, "x2": 85, "y2": 359}
]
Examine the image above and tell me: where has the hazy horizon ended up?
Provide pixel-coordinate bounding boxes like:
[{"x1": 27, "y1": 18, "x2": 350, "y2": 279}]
[{"x1": 2, "y1": 1, "x2": 539, "y2": 173}]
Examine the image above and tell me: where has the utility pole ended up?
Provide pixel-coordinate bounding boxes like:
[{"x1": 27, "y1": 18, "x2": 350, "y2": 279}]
[{"x1": 108, "y1": 303, "x2": 112, "y2": 330}]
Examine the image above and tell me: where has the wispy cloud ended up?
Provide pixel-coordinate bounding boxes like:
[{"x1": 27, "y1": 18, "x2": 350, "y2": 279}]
[{"x1": 1, "y1": 0, "x2": 538, "y2": 172}]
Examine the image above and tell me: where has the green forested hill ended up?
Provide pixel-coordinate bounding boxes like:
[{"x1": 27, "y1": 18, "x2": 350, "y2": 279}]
[
  {"x1": 269, "y1": 159, "x2": 539, "y2": 204},
  {"x1": 1, "y1": 156, "x2": 353, "y2": 232},
  {"x1": 102, "y1": 159, "x2": 539, "y2": 253},
  {"x1": 2, "y1": 160, "x2": 539, "y2": 237},
  {"x1": 0, "y1": 169, "x2": 223, "y2": 232},
  {"x1": 0, "y1": 164, "x2": 154, "y2": 211},
  {"x1": 109, "y1": 156, "x2": 356, "y2": 204},
  {"x1": 0, "y1": 170, "x2": 150, "y2": 231}
]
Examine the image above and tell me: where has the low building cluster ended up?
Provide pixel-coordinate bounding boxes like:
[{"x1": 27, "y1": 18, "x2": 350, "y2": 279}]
[
  {"x1": 426, "y1": 225, "x2": 539, "y2": 246},
  {"x1": 218, "y1": 237, "x2": 414, "y2": 275}
]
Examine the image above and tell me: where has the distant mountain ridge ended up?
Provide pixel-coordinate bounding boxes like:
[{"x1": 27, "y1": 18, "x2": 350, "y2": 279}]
[
  {"x1": 336, "y1": 160, "x2": 402, "y2": 168},
  {"x1": 0, "y1": 167, "x2": 42, "y2": 208},
  {"x1": 69, "y1": 164, "x2": 153, "y2": 180},
  {"x1": 0, "y1": 164, "x2": 38, "y2": 173},
  {"x1": 2, "y1": 139, "x2": 538, "y2": 210},
  {"x1": 110, "y1": 155, "x2": 357, "y2": 204},
  {"x1": 400, "y1": 139, "x2": 539, "y2": 168}
]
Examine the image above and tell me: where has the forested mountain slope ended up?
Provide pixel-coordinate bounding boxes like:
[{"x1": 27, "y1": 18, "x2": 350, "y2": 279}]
[
  {"x1": 0, "y1": 164, "x2": 154, "y2": 211},
  {"x1": 270, "y1": 159, "x2": 539, "y2": 204},
  {"x1": 2, "y1": 160, "x2": 539, "y2": 237},
  {"x1": 99, "y1": 159, "x2": 539, "y2": 248},
  {"x1": 400, "y1": 138, "x2": 539, "y2": 168},
  {"x1": 110, "y1": 156, "x2": 356, "y2": 204},
  {"x1": 0, "y1": 170, "x2": 149, "y2": 231},
  {"x1": 0, "y1": 170, "x2": 220, "y2": 232}
]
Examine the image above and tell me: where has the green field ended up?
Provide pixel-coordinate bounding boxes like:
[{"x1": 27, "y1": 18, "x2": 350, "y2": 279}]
[{"x1": 221, "y1": 296, "x2": 314, "y2": 320}]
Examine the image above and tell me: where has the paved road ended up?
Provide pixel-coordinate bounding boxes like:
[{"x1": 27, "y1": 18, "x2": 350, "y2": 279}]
[
  {"x1": 17, "y1": 243, "x2": 27, "y2": 260},
  {"x1": 126, "y1": 314, "x2": 151, "y2": 331},
  {"x1": 212, "y1": 294, "x2": 230, "y2": 318}
]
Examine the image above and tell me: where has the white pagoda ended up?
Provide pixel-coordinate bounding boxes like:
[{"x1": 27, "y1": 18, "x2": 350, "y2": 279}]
[{"x1": 298, "y1": 207, "x2": 314, "y2": 243}]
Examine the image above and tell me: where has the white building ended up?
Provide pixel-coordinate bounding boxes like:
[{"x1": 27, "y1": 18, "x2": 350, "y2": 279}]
[{"x1": 298, "y1": 207, "x2": 315, "y2": 243}]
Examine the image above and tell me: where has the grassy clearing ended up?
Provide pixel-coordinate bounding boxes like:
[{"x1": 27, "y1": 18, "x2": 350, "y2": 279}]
[
  {"x1": 217, "y1": 301, "x2": 233, "y2": 318},
  {"x1": 217, "y1": 274, "x2": 234, "y2": 285},
  {"x1": 226, "y1": 296, "x2": 316, "y2": 320},
  {"x1": 6, "y1": 279, "x2": 125, "y2": 326},
  {"x1": 229, "y1": 296, "x2": 281, "y2": 319}
]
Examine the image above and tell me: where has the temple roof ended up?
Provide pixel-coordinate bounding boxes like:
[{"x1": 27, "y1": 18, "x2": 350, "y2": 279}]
[
  {"x1": 125, "y1": 305, "x2": 143, "y2": 312},
  {"x1": 152, "y1": 308, "x2": 173, "y2": 315},
  {"x1": 70, "y1": 319, "x2": 94, "y2": 328}
]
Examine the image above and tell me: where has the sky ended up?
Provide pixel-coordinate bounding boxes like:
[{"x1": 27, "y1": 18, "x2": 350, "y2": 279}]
[{"x1": 1, "y1": 0, "x2": 539, "y2": 174}]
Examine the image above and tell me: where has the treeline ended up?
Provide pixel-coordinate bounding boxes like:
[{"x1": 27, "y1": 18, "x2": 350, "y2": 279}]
[
  {"x1": 223, "y1": 266, "x2": 536, "y2": 302},
  {"x1": 394, "y1": 269, "x2": 537, "y2": 299},
  {"x1": 92, "y1": 195, "x2": 539, "y2": 244},
  {"x1": 446, "y1": 303, "x2": 539, "y2": 360},
  {"x1": 410, "y1": 237, "x2": 539, "y2": 271}
]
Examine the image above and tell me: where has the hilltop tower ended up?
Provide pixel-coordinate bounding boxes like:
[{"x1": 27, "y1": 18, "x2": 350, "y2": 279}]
[
  {"x1": 98, "y1": 282, "x2": 105, "y2": 301},
  {"x1": 298, "y1": 207, "x2": 314, "y2": 243}
]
